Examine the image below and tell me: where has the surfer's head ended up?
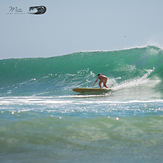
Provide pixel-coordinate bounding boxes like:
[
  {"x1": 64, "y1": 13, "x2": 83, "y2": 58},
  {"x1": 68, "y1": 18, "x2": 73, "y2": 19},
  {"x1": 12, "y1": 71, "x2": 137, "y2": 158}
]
[{"x1": 97, "y1": 73, "x2": 101, "y2": 76}]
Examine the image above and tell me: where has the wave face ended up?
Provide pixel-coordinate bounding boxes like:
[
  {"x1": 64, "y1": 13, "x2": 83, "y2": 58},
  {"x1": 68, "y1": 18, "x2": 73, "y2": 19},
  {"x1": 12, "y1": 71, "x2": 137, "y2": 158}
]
[{"x1": 0, "y1": 45, "x2": 163, "y2": 99}]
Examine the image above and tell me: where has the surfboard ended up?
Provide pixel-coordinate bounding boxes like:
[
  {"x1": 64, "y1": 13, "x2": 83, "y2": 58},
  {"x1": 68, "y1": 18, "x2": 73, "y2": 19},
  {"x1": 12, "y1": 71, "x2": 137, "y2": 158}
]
[{"x1": 72, "y1": 88, "x2": 111, "y2": 93}]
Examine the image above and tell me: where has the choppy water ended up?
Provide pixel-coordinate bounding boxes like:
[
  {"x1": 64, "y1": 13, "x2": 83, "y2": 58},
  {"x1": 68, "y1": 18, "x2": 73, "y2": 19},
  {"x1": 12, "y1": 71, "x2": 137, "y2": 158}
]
[{"x1": 0, "y1": 45, "x2": 163, "y2": 162}]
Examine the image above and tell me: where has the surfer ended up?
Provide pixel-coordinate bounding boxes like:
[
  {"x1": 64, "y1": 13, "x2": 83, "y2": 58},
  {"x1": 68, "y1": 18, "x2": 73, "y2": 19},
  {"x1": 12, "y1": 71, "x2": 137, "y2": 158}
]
[{"x1": 93, "y1": 73, "x2": 109, "y2": 88}]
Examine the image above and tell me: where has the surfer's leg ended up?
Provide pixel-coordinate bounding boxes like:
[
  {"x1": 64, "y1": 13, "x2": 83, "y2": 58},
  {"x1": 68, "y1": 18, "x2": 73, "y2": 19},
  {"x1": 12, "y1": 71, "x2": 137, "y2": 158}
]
[
  {"x1": 99, "y1": 81, "x2": 102, "y2": 88},
  {"x1": 103, "y1": 79, "x2": 109, "y2": 88}
]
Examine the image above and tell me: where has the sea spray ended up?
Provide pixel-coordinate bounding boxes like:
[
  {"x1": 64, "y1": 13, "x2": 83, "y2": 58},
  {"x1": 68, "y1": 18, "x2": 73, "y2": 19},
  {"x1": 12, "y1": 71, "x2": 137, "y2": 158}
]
[
  {"x1": 1, "y1": 45, "x2": 163, "y2": 162},
  {"x1": 0, "y1": 45, "x2": 162, "y2": 98}
]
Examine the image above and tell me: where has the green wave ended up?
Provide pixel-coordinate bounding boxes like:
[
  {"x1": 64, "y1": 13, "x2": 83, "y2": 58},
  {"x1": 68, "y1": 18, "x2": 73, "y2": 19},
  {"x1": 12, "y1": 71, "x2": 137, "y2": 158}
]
[{"x1": 0, "y1": 45, "x2": 163, "y2": 96}]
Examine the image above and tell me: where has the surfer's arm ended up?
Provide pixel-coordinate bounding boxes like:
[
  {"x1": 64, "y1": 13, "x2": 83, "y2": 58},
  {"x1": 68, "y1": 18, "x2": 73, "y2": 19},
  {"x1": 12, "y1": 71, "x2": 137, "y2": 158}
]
[{"x1": 93, "y1": 77, "x2": 98, "y2": 86}]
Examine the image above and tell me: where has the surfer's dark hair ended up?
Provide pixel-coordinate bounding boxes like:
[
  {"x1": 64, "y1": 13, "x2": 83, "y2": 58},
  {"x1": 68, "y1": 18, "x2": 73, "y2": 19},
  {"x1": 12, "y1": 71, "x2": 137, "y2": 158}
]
[{"x1": 97, "y1": 73, "x2": 101, "y2": 76}]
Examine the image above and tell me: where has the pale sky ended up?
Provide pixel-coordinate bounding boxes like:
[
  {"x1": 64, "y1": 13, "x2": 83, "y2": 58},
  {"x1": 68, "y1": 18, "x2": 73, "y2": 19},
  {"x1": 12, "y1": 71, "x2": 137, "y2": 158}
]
[{"x1": 0, "y1": 0, "x2": 163, "y2": 59}]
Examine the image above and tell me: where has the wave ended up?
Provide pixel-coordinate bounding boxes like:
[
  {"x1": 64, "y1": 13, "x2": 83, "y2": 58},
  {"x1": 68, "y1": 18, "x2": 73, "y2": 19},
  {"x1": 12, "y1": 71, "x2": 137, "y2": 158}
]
[
  {"x1": 0, "y1": 45, "x2": 163, "y2": 98},
  {"x1": 1, "y1": 114, "x2": 163, "y2": 162}
]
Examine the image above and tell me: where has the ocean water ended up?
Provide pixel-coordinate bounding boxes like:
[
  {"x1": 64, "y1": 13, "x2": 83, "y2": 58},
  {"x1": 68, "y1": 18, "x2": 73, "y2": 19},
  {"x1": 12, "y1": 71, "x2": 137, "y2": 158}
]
[{"x1": 0, "y1": 45, "x2": 163, "y2": 163}]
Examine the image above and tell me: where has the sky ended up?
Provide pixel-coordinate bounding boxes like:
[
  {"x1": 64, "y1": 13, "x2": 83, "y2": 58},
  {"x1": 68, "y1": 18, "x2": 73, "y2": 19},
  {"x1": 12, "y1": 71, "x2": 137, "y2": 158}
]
[{"x1": 0, "y1": 0, "x2": 163, "y2": 59}]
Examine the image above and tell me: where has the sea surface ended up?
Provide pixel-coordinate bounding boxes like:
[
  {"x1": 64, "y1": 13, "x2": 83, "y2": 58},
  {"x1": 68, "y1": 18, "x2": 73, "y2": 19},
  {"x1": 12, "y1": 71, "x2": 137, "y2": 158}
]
[{"x1": 0, "y1": 45, "x2": 163, "y2": 163}]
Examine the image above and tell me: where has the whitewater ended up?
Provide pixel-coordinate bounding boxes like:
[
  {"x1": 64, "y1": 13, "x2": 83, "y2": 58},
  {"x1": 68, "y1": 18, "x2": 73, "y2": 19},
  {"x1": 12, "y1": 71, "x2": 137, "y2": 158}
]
[{"x1": 0, "y1": 45, "x2": 163, "y2": 163}]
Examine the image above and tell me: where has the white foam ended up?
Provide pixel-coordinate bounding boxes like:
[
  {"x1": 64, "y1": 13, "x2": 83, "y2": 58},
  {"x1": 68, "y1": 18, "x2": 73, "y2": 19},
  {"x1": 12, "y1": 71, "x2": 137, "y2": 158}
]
[{"x1": 112, "y1": 69, "x2": 161, "y2": 91}]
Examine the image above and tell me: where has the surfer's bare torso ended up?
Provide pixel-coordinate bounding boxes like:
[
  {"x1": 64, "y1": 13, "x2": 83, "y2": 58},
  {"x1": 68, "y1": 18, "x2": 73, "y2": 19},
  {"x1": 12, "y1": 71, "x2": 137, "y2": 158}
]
[{"x1": 93, "y1": 73, "x2": 109, "y2": 88}]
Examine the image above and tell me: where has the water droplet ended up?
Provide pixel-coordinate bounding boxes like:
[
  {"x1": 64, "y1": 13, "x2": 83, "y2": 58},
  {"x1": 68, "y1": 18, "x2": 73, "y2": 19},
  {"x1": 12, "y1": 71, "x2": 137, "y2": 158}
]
[{"x1": 116, "y1": 117, "x2": 119, "y2": 120}]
